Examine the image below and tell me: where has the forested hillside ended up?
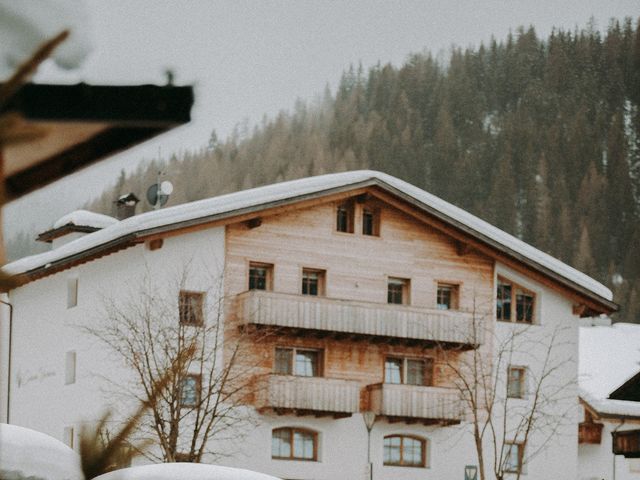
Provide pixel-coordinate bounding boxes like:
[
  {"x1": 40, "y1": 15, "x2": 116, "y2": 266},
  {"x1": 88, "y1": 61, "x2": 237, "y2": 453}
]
[{"x1": 14, "y1": 19, "x2": 640, "y2": 321}]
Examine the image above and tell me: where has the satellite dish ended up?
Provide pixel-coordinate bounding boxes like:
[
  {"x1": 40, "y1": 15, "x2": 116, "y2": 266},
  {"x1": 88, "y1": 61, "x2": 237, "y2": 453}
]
[
  {"x1": 160, "y1": 180, "x2": 174, "y2": 195},
  {"x1": 146, "y1": 183, "x2": 170, "y2": 207}
]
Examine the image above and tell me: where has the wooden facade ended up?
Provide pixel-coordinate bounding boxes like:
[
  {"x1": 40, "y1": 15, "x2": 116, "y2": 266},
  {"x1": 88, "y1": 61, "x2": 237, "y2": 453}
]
[{"x1": 226, "y1": 190, "x2": 495, "y2": 423}]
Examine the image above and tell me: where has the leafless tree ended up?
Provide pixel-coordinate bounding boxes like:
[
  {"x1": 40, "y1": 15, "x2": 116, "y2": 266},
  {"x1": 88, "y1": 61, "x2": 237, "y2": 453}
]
[
  {"x1": 84, "y1": 265, "x2": 264, "y2": 463},
  {"x1": 438, "y1": 298, "x2": 575, "y2": 480}
]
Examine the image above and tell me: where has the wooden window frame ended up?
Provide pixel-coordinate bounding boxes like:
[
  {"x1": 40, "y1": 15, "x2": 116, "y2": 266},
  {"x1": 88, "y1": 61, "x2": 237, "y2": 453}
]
[
  {"x1": 502, "y1": 442, "x2": 524, "y2": 474},
  {"x1": 383, "y1": 434, "x2": 427, "y2": 468},
  {"x1": 336, "y1": 200, "x2": 355, "y2": 234},
  {"x1": 179, "y1": 373, "x2": 202, "y2": 409},
  {"x1": 388, "y1": 277, "x2": 410, "y2": 305},
  {"x1": 179, "y1": 290, "x2": 205, "y2": 326},
  {"x1": 507, "y1": 366, "x2": 526, "y2": 399},
  {"x1": 362, "y1": 207, "x2": 380, "y2": 236},
  {"x1": 436, "y1": 282, "x2": 459, "y2": 310},
  {"x1": 272, "y1": 427, "x2": 318, "y2": 461},
  {"x1": 384, "y1": 357, "x2": 434, "y2": 386},
  {"x1": 301, "y1": 268, "x2": 326, "y2": 296},
  {"x1": 248, "y1": 261, "x2": 273, "y2": 291},
  {"x1": 496, "y1": 277, "x2": 536, "y2": 324},
  {"x1": 274, "y1": 347, "x2": 323, "y2": 377}
]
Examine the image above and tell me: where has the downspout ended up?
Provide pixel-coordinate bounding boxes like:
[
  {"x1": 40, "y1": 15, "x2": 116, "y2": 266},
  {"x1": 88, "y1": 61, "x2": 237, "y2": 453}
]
[
  {"x1": 1, "y1": 298, "x2": 13, "y2": 423},
  {"x1": 612, "y1": 418, "x2": 625, "y2": 480}
]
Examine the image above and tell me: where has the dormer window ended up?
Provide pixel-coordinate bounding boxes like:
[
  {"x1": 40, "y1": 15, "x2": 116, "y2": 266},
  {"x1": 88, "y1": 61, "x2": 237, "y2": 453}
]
[{"x1": 336, "y1": 201, "x2": 354, "y2": 233}]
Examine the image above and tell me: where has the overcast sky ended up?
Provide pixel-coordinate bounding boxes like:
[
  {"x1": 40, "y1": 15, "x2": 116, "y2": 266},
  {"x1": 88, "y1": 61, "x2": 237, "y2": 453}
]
[{"x1": 5, "y1": 0, "x2": 640, "y2": 241}]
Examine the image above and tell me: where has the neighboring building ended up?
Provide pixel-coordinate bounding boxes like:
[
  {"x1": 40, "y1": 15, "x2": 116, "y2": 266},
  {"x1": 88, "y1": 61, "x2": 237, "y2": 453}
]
[
  {"x1": 0, "y1": 171, "x2": 616, "y2": 479},
  {"x1": 579, "y1": 322, "x2": 640, "y2": 480}
]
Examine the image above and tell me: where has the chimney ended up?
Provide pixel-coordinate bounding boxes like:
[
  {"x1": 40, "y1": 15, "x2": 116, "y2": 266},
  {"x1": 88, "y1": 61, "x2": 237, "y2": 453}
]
[{"x1": 116, "y1": 193, "x2": 140, "y2": 220}]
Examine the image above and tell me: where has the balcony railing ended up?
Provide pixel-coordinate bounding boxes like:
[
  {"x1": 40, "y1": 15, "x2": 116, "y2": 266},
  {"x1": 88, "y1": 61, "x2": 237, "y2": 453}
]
[
  {"x1": 367, "y1": 383, "x2": 462, "y2": 424},
  {"x1": 257, "y1": 374, "x2": 360, "y2": 417},
  {"x1": 237, "y1": 290, "x2": 484, "y2": 347}
]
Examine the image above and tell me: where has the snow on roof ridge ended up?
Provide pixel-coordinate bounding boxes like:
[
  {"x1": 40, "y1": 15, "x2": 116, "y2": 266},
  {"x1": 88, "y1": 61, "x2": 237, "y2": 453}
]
[
  {"x1": 4, "y1": 170, "x2": 612, "y2": 301},
  {"x1": 580, "y1": 388, "x2": 640, "y2": 418},
  {"x1": 52, "y1": 209, "x2": 118, "y2": 230}
]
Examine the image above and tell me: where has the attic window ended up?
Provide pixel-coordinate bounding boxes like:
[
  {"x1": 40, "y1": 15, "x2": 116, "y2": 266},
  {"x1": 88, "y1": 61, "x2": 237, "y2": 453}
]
[
  {"x1": 336, "y1": 201, "x2": 354, "y2": 233},
  {"x1": 497, "y1": 278, "x2": 535, "y2": 324},
  {"x1": 362, "y1": 208, "x2": 380, "y2": 236}
]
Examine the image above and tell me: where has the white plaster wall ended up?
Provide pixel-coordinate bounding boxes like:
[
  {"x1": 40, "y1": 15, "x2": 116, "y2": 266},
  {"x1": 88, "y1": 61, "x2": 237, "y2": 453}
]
[
  {"x1": 492, "y1": 263, "x2": 580, "y2": 480},
  {"x1": 579, "y1": 420, "x2": 640, "y2": 480},
  {"x1": 208, "y1": 413, "x2": 478, "y2": 480},
  {"x1": 6, "y1": 227, "x2": 226, "y2": 446}
]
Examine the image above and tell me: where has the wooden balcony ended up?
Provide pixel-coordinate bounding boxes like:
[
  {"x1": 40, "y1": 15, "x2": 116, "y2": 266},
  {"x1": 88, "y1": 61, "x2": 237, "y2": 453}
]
[
  {"x1": 237, "y1": 290, "x2": 484, "y2": 348},
  {"x1": 367, "y1": 383, "x2": 462, "y2": 425},
  {"x1": 578, "y1": 422, "x2": 603, "y2": 444},
  {"x1": 613, "y1": 429, "x2": 640, "y2": 458},
  {"x1": 257, "y1": 374, "x2": 360, "y2": 418}
]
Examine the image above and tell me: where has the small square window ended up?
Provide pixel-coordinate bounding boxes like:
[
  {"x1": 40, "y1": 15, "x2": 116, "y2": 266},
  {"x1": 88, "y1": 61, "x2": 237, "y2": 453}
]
[
  {"x1": 502, "y1": 442, "x2": 523, "y2": 473},
  {"x1": 63, "y1": 426, "x2": 74, "y2": 449},
  {"x1": 65, "y1": 351, "x2": 76, "y2": 385},
  {"x1": 336, "y1": 201, "x2": 355, "y2": 233},
  {"x1": 180, "y1": 374, "x2": 201, "y2": 408},
  {"x1": 67, "y1": 277, "x2": 78, "y2": 308},
  {"x1": 507, "y1": 366, "x2": 526, "y2": 399},
  {"x1": 362, "y1": 208, "x2": 380, "y2": 236},
  {"x1": 437, "y1": 283, "x2": 459, "y2": 310},
  {"x1": 388, "y1": 277, "x2": 410, "y2": 305},
  {"x1": 249, "y1": 262, "x2": 273, "y2": 291},
  {"x1": 302, "y1": 268, "x2": 325, "y2": 296},
  {"x1": 179, "y1": 291, "x2": 204, "y2": 326}
]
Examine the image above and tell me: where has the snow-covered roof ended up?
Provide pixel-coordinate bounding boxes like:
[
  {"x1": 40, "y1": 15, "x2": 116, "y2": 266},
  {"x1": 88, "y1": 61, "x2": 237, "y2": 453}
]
[
  {"x1": 52, "y1": 209, "x2": 118, "y2": 230},
  {"x1": 579, "y1": 323, "x2": 640, "y2": 418},
  {"x1": 93, "y1": 463, "x2": 281, "y2": 480},
  {"x1": 4, "y1": 171, "x2": 613, "y2": 306},
  {"x1": 0, "y1": 423, "x2": 82, "y2": 480}
]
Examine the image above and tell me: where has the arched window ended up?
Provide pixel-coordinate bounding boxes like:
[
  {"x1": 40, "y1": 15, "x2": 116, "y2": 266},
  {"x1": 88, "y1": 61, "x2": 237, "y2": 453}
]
[
  {"x1": 271, "y1": 427, "x2": 318, "y2": 461},
  {"x1": 383, "y1": 435, "x2": 426, "y2": 467}
]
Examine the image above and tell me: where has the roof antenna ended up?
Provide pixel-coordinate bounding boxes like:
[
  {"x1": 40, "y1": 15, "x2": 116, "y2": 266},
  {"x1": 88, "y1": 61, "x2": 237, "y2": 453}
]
[{"x1": 147, "y1": 153, "x2": 173, "y2": 210}]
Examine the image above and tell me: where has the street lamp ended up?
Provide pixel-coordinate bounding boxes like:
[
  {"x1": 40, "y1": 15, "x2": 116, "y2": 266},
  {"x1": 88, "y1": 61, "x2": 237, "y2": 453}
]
[{"x1": 362, "y1": 411, "x2": 376, "y2": 480}]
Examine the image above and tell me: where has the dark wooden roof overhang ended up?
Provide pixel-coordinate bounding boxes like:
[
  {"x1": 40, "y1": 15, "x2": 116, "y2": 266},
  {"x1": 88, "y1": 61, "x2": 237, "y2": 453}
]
[
  {"x1": 36, "y1": 223, "x2": 101, "y2": 243},
  {"x1": 610, "y1": 371, "x2": 640, "y2": 402},
  {"x1": 0, "y1": 82, "x2": 194, "y2": 200},
  {"x1": 6, "y1": 178, "x2": 619, "y2": 315}
]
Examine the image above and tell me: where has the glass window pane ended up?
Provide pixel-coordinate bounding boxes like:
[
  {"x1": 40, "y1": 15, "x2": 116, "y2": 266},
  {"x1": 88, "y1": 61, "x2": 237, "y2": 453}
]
[
  {"x1": 275, "y1": 348, "x2": 293, "y2": 375},
  {"x1": 516, "y1": 290, "x2": 534, "y2": 323},
  {"x1": 503, "y1": 443, "x2": 520, "y2": 472},
  {"x1": 295, "y1": 350, "x2": 319, "y2": 377},
  {"x1": 508, "y1": 367, "x2": 524, "y2": 398},
  {"x1": 383, "y1": 436, "x2": 402, "y2": 464},
  {"x1": 497, "y1": 282, "x2": 512, "y2": 321},
  {"x1": 293, "y1": 431, "x2": 315, "y2": 459},
  {"x1": 302, "y1": 270, "x2": 319, "y2": 296},
  {"x1": 437, "y1": 286, "x2": 452, "y2": 310},
  {"x1": 385, "y1": 358, "x2": 403, "y2": 384},
  {"x1": 272, "y1": 429, "x2": 291, "y2": 458},
  {"x1": 249, "y1": 266, "x2": 268, "y2": 290},
  {"x1": 403, "y1": 437, "x2": 423, "y2": 466},
  {"x1": 180, "y1": 376, "x2": 199, "y2": 407},
  {"x1": 406, "y1": 359, "x2": 425, "y2": 386}
]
